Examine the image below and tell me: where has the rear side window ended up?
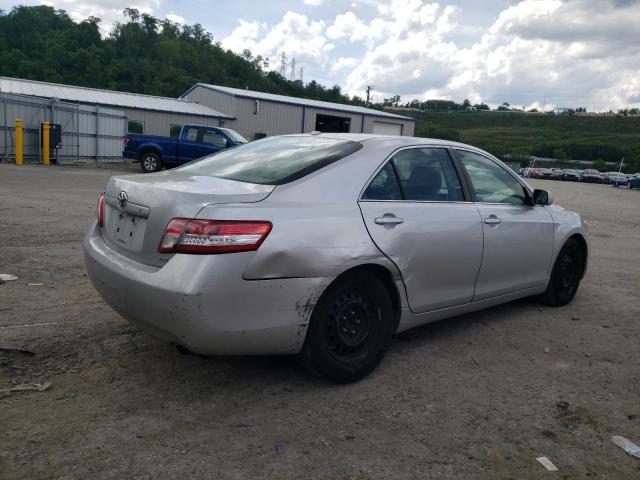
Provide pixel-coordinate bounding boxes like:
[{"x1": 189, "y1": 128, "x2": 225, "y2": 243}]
[
  {"x1": 392, "y1": 148, "x2": 464, "y2": 201},
  {"x1": 363, "y1": 147, "x2": 464, "y2": 201},
  {"x1": 362, "y1": 163, "x2": 402, "y2": 200},
  {"x1": 183, "y1": 127, "x2": 199, "y2": 142},
  {"x1": 177, "y1": 136, "x2": 362, "y2": 185}
]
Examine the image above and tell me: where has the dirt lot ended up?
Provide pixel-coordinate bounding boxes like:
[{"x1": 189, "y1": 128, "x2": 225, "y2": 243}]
[{"x1": 1, "y1": 164, "x2": 639, "y2": 479}]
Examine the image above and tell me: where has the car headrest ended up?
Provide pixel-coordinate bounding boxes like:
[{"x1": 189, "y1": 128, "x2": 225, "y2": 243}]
[{"x1": 405, "y1": 165, "x2": 442, "y2": 197}]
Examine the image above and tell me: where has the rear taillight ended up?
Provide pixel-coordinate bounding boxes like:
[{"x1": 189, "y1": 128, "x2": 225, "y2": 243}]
[
  {"x1": 123, "y1": 137, "x2": 129, "y2": 149},
  {"x1": 158, "y1": 219, "x2": 272, "y2": 254},
  {"x1": 97, "y1": 193, "x2": 105, "y2": 226}
]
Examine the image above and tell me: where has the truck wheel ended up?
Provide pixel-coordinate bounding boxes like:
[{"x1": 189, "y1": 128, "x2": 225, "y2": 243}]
[
  {"x1": 298, "y1": 271, "x2": 394, "y2": 383},
  {"x1": 141, "y1": 152, "x2": 162, "y2": 173}
]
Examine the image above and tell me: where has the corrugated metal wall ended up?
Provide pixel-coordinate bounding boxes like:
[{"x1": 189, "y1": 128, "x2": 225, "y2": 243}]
[
  {"x1": 124, "y1": 108, "x2": 225, "y2": 137},
  {"x1": 231, "y1": 98, "x2": 303, "y2": 140},
  {"x1": 0, "y1": 93, "x2": 126, "y2": 163},
  {"x1": 184, "y1": 87, "x2": 237, "y2": 118},
  {"x1": 184, "y1": 86, "x2": 416, "y2": 138}
]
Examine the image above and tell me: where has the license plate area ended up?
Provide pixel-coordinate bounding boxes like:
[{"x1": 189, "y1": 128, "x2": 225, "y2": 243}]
[{"x1": 111, "y1": 212, "x2": 147, "y2": 252}]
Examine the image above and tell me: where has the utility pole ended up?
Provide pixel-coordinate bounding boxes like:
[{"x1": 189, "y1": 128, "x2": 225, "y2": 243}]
[
  {"x1": 279, "y1": 52, "x2": 287, "y2": 77},
  {"x1": 365, "y1": 85, "x2": 374, "y2": 105},
  {"x1": 289, "y1": 58, "x2": 296, "y2": 82},
  {"x1": 618, "y1": 157, "x2": 625, "y2": 173}
]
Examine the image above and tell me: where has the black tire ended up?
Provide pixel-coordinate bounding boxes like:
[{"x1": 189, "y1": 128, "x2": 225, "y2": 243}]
[
  {"x1": 140, "y1": 152, "x2": 162, "y2": 173},
  {"x1": 539, "y1": 238, "x2": 584, "y2": 306},
  {"x1": 299, "y1": 271, "x2": 394, "y2": 383}
]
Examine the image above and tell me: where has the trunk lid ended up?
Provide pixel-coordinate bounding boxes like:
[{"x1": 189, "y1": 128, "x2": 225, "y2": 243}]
[{"x1": 102, "y1": 171, "x2": 274, "y2": 267}]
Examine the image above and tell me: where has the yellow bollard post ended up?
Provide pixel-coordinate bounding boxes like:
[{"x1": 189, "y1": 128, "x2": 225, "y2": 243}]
[
  {"x1": 15, "y1": 119, "x2": 23, "y2": 165},
  {"x1": 42, "y1": 122, "x2": 50, "y2": 166}
]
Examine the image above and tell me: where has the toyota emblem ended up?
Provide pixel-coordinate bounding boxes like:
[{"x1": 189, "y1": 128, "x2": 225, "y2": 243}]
[{"x1": 117, "y1": 191, "x2": 128, "y2": 209}]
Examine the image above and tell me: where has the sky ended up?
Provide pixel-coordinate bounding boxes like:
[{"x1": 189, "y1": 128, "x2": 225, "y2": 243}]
[{"x1": 3, "y1": 0, "x2": 640, "y2": 110}]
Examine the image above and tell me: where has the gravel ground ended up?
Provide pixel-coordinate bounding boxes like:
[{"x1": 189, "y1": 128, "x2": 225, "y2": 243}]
[{"x1": 1, "y1": 164, "x2": 639, "y2": 479}]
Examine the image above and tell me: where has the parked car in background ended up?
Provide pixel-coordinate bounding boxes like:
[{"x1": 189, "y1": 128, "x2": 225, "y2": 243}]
[
  {"x1": 627, "y1": 175, "x2": 640, "y2": 189},
  {"x1": 86, "y1": 133, "x2": 589, "y2": 382},
  {"x1": 562, "y1": 169, "x2": 582, "y2": 181},
  {"x1": 582, "y1": 169, "x2": 604, "y2": 183},
  {"x1": 537, "y1": 168, "x2": 556, "y2": 180},
  {"x1": 551, "y1": 168, "x2": 564, "y2": 180},
  {"x1": 123, "y1": 124, "x2": 248, "y2": 173},
  {"x1": 604, "y1": 172, "x2": 628, "y2": 186}
]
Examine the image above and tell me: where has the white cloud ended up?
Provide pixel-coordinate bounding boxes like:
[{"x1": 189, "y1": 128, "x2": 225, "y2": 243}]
[
  {"x1": 8, "y1": 0, "x2": 639, "y2": 108},
  {"x1": 164, "y1": 13, "x2": 185, "y2": 24},
  {"x1": 220, "y1": 19, "x2": 264, "y2": 52},
  {"x1": 331, "y1": 56, "x2": 359, "y2": 74},
  {"x1": 221, "y1": 12, "x2": 334, "y2": 69},
  {"x1": 338, "y1": 0, "x2": 640, "y2": 109},
  {"x1": 14, "y1": 0, "x2": 162, "y2": 33}
]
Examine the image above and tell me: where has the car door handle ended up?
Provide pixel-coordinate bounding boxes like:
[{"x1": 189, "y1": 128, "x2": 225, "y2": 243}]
[
  {"x1": 374, "y1": 215, "x2": 404, "y2": 225},
  {"x1": 483, "y1": 215, "x2": 501, "y2": 225}
]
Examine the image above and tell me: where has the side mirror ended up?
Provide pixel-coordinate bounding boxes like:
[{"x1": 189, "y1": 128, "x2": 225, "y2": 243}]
[{"x1": 532, "y1": 189, "x2": 553, "y2": 206}]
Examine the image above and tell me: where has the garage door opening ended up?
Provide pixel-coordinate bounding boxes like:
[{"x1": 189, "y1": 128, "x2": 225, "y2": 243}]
[
  {"x1": 315, "y1": 114, "x2": 351, "y2": 133},
  {"x1": 372, "y1": 121, "x2": 402, "y2": 135}
]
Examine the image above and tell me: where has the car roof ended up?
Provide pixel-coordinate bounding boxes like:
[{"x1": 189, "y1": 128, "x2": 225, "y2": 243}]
[{"x1": 282, "y1": 132, "x2": 485, "y2": 150}]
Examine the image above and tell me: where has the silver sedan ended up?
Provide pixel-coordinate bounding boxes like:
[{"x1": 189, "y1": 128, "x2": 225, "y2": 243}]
[{"x1": 84, "y1": 133, "x2": 589, "y2": 382}]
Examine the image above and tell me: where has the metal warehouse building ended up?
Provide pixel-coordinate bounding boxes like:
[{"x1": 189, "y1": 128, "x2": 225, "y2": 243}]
[
  {"x1": 0, "y1": 77, "x2": 231, "y2": 163},
  {"x1": 181, "y1": 83, "x2": 416, "y2": 140}
]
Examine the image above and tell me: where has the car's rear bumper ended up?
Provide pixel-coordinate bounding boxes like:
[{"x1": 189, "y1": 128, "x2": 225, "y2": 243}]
[{"x1": 84, "y1": 224, "x2": 330, "y2": 355}]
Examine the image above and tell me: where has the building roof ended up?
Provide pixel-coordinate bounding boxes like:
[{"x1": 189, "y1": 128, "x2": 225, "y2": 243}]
[
  {"x1": 182, "y1": 83, "x2": 416, "y2": 122},
  {"x1": 0, "y1": 77, "x2": 233, "y2": 118}
]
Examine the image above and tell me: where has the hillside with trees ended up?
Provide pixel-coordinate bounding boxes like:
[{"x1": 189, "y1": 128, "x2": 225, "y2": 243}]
[
  {"x1": 408, "y1": 110, "x2": 640, "y2": 171},
  {"x1": 1, "y1": 5, "x2": 638, "y2": 171},
  {"x1": 0, "y1": 5, "x2": 368, "y2": 104}
]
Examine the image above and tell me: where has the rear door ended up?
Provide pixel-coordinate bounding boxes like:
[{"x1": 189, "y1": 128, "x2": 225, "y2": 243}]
[
  {"x1": 454, "y1": 149, "x2": 555, "y2": 300},
  {"x1": 176, "y1": 126, "x2": 203, "y2": 163},
  {"x1": 359, "y1": 147, "x2": 483, "y2": 313}
]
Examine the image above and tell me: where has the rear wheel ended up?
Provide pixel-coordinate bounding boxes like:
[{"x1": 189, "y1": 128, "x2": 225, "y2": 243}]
[
  {"x1": 299, "y1": 271, "x2": 394, "y2": 383},
  {"x1": 140, "y1": 152, "x2": 162, "y2": 173},
  {"x1": 540, "y1": 239, "x2": 584, "y2": 306}
]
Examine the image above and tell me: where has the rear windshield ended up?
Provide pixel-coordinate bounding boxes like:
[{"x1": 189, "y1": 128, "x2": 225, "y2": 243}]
[{"x1": 176, "y1": 136, "x2": 362, "y2": 185}]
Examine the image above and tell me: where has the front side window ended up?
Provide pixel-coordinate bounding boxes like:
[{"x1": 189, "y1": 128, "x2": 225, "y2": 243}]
[
  {"x1": 456, "y1": 149, "x2": 527, "y2": 204},
  {"x1": 177, "y1": 136, "x2": 362, "y2": 185},
  {"x1": 202, "y1": 128, "x2": 228, "y2": 148},
  {"x1": 127, "y1": 120, "x2": 144, "y2": 134}
]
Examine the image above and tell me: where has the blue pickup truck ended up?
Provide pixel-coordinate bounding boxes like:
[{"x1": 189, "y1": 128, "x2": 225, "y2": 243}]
[{"x1": 123, "y1": 124, "x2": 248, "y2": 173}]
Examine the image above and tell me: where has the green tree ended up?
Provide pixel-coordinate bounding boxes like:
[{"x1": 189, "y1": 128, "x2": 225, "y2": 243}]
[{"x1": 553, "y1": 148, "x2": 568, "y2": 160}]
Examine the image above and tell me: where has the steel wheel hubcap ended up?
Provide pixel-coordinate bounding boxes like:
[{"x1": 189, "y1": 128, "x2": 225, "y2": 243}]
[
  {"x1": 326, "y1": 290, "x2": 371, "y2": 357},
  {"x1": 143, "y1": 156, "x2": 156, "y2": 170}
]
